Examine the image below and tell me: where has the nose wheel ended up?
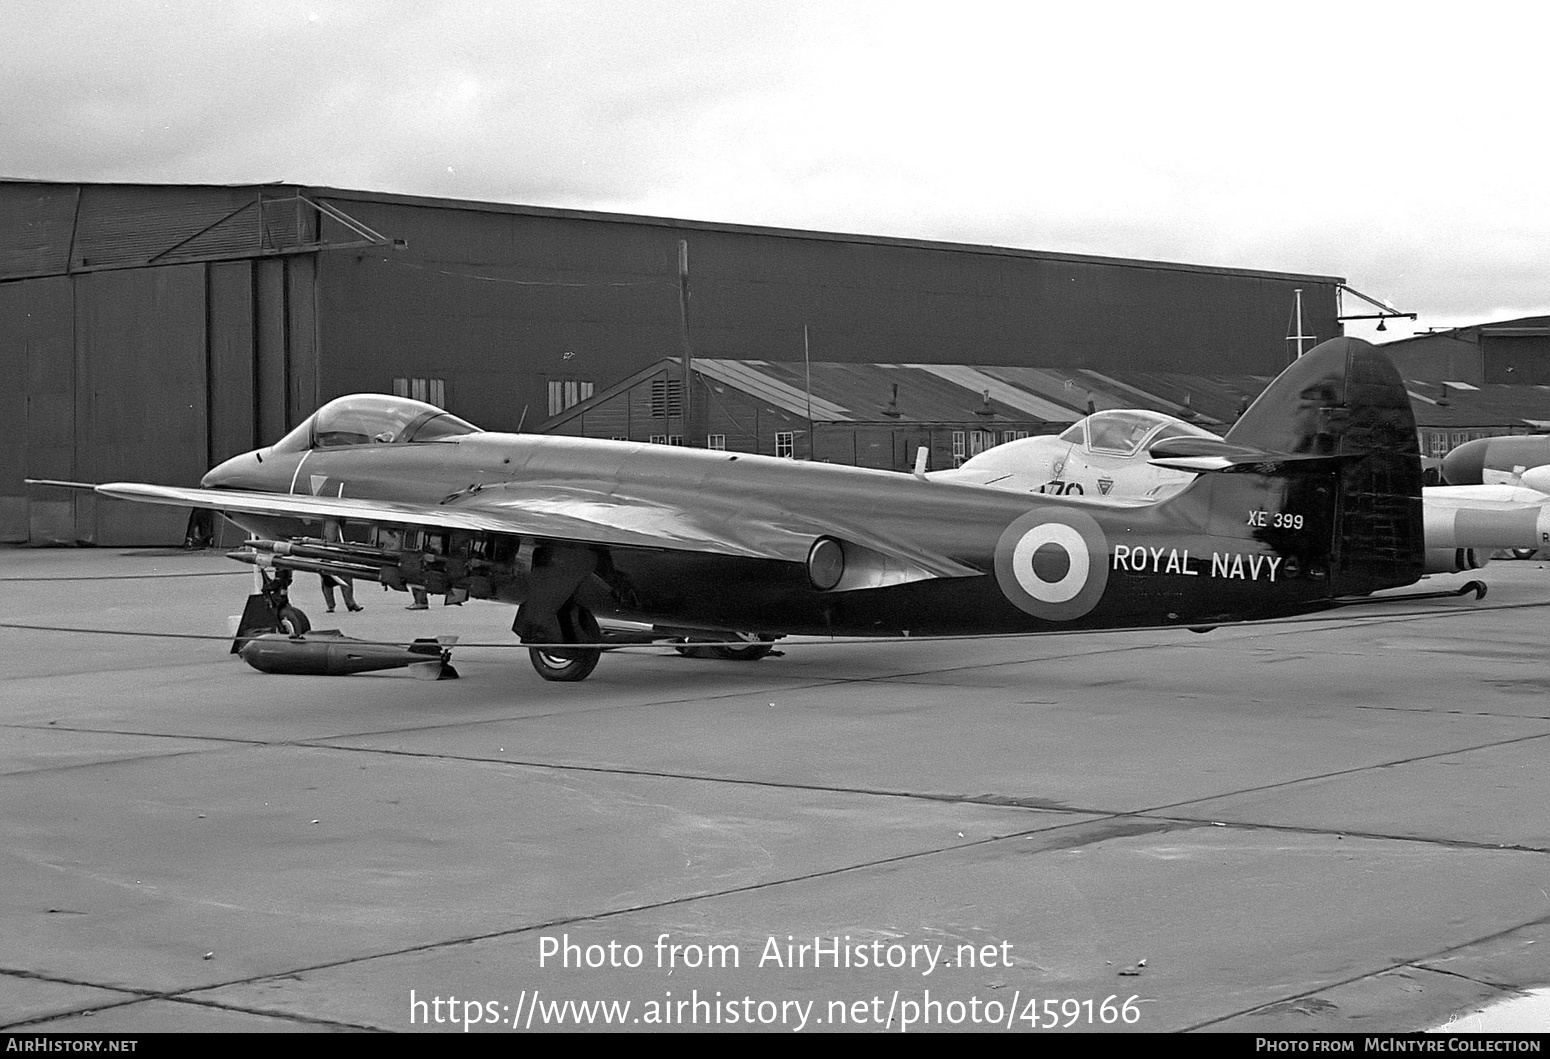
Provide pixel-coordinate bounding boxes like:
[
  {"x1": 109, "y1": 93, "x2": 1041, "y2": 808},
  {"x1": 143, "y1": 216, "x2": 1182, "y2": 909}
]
[
  {"x1": 232, "y1": 567, "x2": 311, "y2": 650},
  {"x1": 528, "y1": 602, "x2": 603, "y2": 682}
]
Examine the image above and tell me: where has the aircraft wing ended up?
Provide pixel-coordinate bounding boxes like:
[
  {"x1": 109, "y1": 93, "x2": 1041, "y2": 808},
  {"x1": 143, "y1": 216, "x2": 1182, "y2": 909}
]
[{"x1": 45, "y1": 480, "x2": 981, "y2": 581}]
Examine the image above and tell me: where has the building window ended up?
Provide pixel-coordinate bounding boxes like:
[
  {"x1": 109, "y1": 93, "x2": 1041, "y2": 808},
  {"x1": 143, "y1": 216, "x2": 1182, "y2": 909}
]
[
  {"x1": 547, "y1": 379, "x2": 594, "y2": 416},
  {"x1": 952, "y1": 430, "x2": 966, "y2": 466},
  {"x1": 970, "y1": 430, "x2": 994, "y2": 456},
  {"x1": 707, "y1": 434, "x2": 726, "y2": 450},
  {"x1": 775, "y1": 431, "x2": 795, "y2": 458},
  {"x1": 651, "y1": 378, "x2": 684, "y2": 418},
  {"x1": 649, "y1": 434, "x2": 667, "y2": 444},
  {"x1": 1001, "y1": 431, "x2": 1017, "y2": 445},
  {"x1": 393, "y1": 377, "x2": 446, "y2": 406},
  {"x1": 668, "y1": 435, "x2": 684, "y2": 446}
]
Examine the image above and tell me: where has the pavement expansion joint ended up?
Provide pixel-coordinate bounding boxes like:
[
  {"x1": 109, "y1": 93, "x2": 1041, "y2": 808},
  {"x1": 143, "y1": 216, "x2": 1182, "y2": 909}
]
[{"x1": 1185, "y1": 910, "x2": 1550, "y2": 1031}]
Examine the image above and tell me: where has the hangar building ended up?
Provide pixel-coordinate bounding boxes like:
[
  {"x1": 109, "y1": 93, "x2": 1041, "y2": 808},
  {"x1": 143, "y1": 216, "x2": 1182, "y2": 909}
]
[
  {"x1": 0, "y1": 179, "x2": 1344, "y2": 545},
  {"x1": 540, "y1": 356, "x2": 1268, "y2": 470},
  {"x1": 1379, "y1": 315, "x2": 1550, "y2": 386},
  {"x1": 542, "y1": 356, "x2": 1550, "y2": 474}
]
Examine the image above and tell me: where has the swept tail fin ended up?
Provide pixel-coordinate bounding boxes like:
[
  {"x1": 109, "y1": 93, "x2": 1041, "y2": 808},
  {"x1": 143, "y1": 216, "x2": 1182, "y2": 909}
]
[{"x1": 1159, "y1": 337, "x2": 1424, "y2": 598}]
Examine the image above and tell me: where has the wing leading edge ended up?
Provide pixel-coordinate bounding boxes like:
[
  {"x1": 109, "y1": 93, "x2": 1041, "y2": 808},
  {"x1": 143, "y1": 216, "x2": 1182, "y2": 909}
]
[{"x1": 64, "y1": 481, "x2": 981, "y2": 587}]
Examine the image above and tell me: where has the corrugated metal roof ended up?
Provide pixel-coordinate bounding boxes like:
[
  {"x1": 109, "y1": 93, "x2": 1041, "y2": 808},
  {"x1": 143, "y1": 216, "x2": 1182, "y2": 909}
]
[
  {"x1": 695, "y1": 359, "x2": 853, "y2": 420},
  {"x1": 905, "y1": 364, "x2": 1079, "y2": 421},
  {"x1": 1402, "y1": 379, "x2": 1550, "y2": 429},
  {"x1": 1076, "y1": 370, "x2": 1208, "y2": 421},
  {"x1": 728, "y1": 361, "x2": 1274, "y2": 428},
  {"x1": 547, "y1": 356, "x2": 1550, "y2": 437},
  {"x1": 1095, "y1": 371, "x2": 1269, "y2": 426},
  {"x1": 740, "y1": 361, "x2": 1055, "y2": 424},
  {"x1": 975, "y1": 367, "x2": 1106, "y2": 416}
]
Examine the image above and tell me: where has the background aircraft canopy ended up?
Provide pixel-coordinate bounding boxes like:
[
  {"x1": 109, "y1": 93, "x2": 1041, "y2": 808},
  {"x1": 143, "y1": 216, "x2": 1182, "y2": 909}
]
[
  {"x1": 1082, "y1": 409, "x2": 1217, "y2": 455},
  {"x1": 271, "y1": 395, "x2": 482, "y2": 453},
  {"x1": 961, "y1": 409, "x2": 1219, "y2": 477}
]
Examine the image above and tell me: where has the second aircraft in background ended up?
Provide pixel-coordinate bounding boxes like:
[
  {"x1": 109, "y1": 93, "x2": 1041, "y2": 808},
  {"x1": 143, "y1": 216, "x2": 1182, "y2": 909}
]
[{"x1": 933, "y1": 408, "x2": 1550, "y2": 571}]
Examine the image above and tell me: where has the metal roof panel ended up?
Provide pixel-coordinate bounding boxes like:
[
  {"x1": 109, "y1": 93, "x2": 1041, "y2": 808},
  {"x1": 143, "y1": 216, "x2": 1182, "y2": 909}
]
[
  {"x1": 905, "y1": 364, "x2": 1077, "y2": 421},
  {"x1": 695, "y1": 359, "x2": 854, "y2": 420}
]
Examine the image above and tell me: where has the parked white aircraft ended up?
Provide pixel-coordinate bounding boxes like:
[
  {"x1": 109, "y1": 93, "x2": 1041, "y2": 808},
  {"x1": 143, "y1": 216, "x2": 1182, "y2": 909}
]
[{"x1": 932, "y1": 409, "x2": 1550, "y2": 569}]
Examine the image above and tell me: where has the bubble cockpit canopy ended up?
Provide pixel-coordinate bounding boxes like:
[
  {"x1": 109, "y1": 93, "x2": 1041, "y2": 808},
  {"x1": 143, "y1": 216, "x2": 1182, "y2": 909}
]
[
  {"x1": 956, "y1": 409, "x2": 1219, "y2": 477},
  {"x1": 270, "y1": 395, "x2": 482, "y2": 454},
  {"x1": 1061, "y1": 409, "x2": 1217, "y2": 457}
]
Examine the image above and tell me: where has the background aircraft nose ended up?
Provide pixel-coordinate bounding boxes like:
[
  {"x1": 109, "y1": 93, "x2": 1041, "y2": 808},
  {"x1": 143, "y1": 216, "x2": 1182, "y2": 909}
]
[
  {"x1": 1522, "y1": 465, "x2": 1550, "y2": 494},
  {"x1": 1441, "y1": 438, "x2": 1487, "y2": 485}
]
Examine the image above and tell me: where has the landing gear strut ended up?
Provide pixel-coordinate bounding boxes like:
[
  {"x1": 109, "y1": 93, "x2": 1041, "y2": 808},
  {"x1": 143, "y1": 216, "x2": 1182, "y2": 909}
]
[
  {"x1": 526, "y1": 601, "x2": 603, "y2": 682},
  {"x1": 231, "y1": 568, "x2": 310, "y2": 651}
]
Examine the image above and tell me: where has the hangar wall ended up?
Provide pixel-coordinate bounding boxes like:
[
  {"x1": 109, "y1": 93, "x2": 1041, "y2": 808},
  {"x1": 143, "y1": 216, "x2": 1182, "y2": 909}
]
[
  {"x1": 1381, "y1": 317, "x2": 1550, "y2": 387},
  {"x1": 1481, "y1": 333, "x2": 1550, "y2": 384},
  {"x1": 2, "y1": 180, "x2": 1345, "y2": 544},
  {"x1": 310, "y1": 189, "x2": 1342, "y2": 438},
  {"x1": 0, "y1": 183, "x2": 324, "y2": 543}
]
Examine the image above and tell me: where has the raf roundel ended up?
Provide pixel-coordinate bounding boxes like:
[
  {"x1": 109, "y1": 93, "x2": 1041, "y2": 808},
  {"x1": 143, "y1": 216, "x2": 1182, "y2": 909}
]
[{"x1": 993, "y1": 508, "x2": 1110, "y2": 620}]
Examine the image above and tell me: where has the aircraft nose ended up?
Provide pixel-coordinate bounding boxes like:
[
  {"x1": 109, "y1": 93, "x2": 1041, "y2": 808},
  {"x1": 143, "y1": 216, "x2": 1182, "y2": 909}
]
[
  {"x1": 1441, "y1": 439, "x2": 1486, "y2": 485},
  {"x1": 202, "y1": 450, "x2": 262, "y2": 488}
]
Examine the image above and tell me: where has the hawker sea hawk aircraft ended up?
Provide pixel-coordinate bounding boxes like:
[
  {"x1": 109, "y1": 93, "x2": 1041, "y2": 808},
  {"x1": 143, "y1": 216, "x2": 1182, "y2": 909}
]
[{"x1": 31, "y1": 337, "x2": 1431, "y2": 682}]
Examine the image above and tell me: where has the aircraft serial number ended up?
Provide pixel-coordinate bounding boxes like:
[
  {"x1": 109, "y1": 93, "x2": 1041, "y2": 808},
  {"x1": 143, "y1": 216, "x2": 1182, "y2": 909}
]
[{"x1": 1247, "y1": 509, "x2": 1303, "y2": 530}]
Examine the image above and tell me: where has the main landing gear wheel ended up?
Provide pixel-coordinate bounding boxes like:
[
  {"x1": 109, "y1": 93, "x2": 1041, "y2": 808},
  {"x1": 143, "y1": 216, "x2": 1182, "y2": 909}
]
[
  {"x1": 277, "y1": 605, "x2": 311, "y2": 636},
  {"x1": 708, "y1": 633, "x2": 776, "y2": 661},
  {"x1": 528, "y1": 602, "x2": 602, "y2": 682},
  {"x1": 673, "y1": 633, "x2": 776, "y2": 661}
]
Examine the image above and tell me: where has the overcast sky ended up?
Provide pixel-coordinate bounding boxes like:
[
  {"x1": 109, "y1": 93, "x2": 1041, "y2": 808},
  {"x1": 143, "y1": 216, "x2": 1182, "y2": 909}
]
[{"x1": 5, "y1": 0, "x2": 1546, "y2": 342}]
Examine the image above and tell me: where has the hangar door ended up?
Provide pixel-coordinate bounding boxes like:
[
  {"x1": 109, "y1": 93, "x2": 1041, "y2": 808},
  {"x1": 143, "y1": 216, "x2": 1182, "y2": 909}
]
[
  {"x1": 71, "y1": 265, "x2": 209, "y2": 545},
  {"x1": 0, "y1": 182, "x2": 379, "y2": 544},
  {"x1": 1, "y1": 255, "x2": 320, "y2": 546}
]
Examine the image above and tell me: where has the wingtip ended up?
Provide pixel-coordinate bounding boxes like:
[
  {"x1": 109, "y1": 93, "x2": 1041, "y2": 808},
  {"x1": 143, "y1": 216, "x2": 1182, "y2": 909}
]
[{"x1": 23, "y1": 479, "x2": 99, "y2": 491}]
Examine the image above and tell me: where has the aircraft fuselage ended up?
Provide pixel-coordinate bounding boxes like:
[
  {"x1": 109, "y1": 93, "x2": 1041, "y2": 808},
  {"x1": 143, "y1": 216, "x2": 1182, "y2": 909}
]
[{"x1": 207, "y1": 431, "x2": 1350, "y2": 638}]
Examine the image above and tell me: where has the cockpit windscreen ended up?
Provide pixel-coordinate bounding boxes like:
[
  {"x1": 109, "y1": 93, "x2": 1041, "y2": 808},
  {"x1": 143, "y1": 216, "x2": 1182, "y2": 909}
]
[{"x1": 270, "y1": 395, "x2": 482, "y2": 453}]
